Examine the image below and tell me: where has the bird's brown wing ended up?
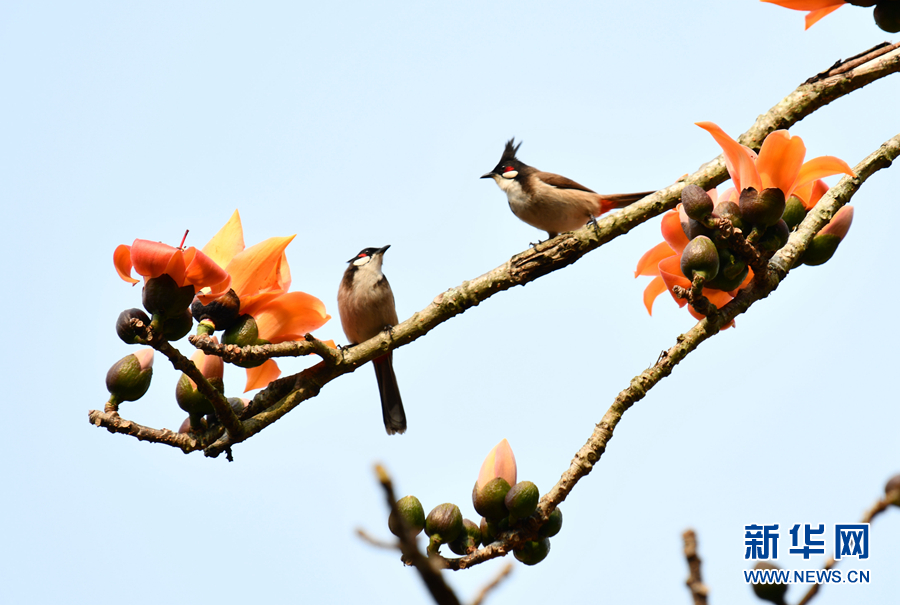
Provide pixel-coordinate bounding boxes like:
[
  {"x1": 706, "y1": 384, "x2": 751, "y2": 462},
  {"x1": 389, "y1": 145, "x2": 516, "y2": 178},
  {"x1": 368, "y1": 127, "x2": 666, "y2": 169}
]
[{"x1": 533, "y1": 171, "x2": 596, "y2": 193}]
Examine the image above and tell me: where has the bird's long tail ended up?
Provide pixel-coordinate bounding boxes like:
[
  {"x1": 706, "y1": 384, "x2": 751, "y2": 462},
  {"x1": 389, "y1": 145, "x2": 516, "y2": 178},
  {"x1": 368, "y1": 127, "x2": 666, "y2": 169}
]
[
  {"x1": 373, "y1": 352, "x2": 406, "y2": 435},
  {"x1": 597, "y1": 190, "x2": 656, "y2": 215}
]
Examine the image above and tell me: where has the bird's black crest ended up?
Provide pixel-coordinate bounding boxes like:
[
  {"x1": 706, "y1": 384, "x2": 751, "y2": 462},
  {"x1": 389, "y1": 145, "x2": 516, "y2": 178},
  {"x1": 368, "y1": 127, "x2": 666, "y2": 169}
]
[{"x1": 500, "y1": 138, "x2": 522, "y2": 163}]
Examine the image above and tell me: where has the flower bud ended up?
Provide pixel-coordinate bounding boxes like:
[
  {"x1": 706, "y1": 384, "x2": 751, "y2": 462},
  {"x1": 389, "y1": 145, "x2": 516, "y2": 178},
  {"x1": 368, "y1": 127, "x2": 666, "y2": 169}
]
[
  {"x1": 228, "y1": 397, "x2": 249, "y2": 415},
  {"x1": 759, "y1": 220, "x2": 790, "y2": 252},
  {"x1": 679, "y1": 204, "x2": 711, "y2": 240},
  {"x1": 712, "y1": 200, "x2": 745, "y2": 232},
  {"x1": 116, "y1": 308, "x2": 151, "y2": 344},
  {"x1": 178, "y1": 415, "x2": 207, "y2": 434},
  {"x1": 740, "y1": 187, "x2": 785, "y2": 228},
  {"x1": 175, "y1": 373, "x2": 215, "y2": 428},
  {"x1": 801, "y1": 207, "x2": 853, "y2": 266},
  {"x1": 191, "y1": 289, "x2": 241, "y2": 332},
  {"x1": 425, "y1": 503, "x2": 464, "y2": 547},
  {"x1": 681, "y1": 185, "x2": 714, "y2": 220},
  {"x1": 706, "y1": 248, "x2": 747, "y2": 292},
  {"x1": 680, "y1": 236, "x2": 719, "y2": 282},
  {"x1": 473, "y1": 477, "x2": 512, "y2": 521},
  {"x1": 514, "y1": 538, "x2": 551, "y2": 566},
  {"x1": 222, "y1": 314, "x2": 260, "y2": 347},
  {"x1": 874, "y1": 3, "x2": 900, "y2": 33},
  {"x1": 448, "y1": 519, "x2": 482, "y2": 555},
  {"x1": 161, "y1": 308, "x2": 193, "y2": 342},
  {"x1": 106, "y1": 349, "x2": 154, "y2": 406},
  {"x1": 505, "y1": 481, "x2": 539, "y2": 524},
  {"x1": 751, "y1": 561, "x2": 788, "y2": 604},
  {"x1": 142, "y1": 274, "x2": 196, "y2": 319},
  {"x1": 538, "y1": 508, "x2": 563, "y2": 538},
  {"x1": 885, "y1": 474, "x2": 900, "y2": 507},
  {"x1": 782, "y1": 195, "x2": 808, "y2": 230},
  {"x1": 388, "y1": 495, "x2": 426, "y2": 538},
  {"x1": 480, "y1": 516, "x2": 508, "y2": 545}
]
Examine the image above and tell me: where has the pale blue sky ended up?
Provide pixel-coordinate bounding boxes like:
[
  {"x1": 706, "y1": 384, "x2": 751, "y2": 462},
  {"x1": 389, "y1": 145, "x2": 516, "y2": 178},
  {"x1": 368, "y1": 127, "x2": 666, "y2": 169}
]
[{"x1": 1, "y1": 2, "x2": 898, "y2": 604}]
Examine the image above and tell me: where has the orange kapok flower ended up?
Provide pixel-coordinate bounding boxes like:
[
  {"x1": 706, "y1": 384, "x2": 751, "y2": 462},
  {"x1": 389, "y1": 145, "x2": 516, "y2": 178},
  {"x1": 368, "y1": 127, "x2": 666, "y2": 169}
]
[
  {"x1": 114, "y1": 238, "x2": 231, "y2": 299},
  {"x1": 761, "y1": 0, "x2": 846, "y2": 29},
  {"x1": 202, "y1": 210, "x2": 332, "y2": 391}
]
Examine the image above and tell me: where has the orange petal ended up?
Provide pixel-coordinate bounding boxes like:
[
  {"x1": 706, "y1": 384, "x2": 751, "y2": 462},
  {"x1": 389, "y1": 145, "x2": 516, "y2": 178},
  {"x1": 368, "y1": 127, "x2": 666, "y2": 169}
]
[
  {"x1": 792, "y1": 156, "x2": 855, "y2": 197},
  {"x1": 244, "y1": 359, "x2": 281, "y2": 392},
  {"x1": 716, "y1": 187, "x2": 739, "y2": 205},
  {"x1": 805, "y1": 5, "x2": 843, "y2": 28},
  {"x1": 696, "y1": 122, "x2": 761, "y2": 193},
  {"x1": 658, "y1": 255, "x2": 690, "y2": 308},
  {"x1": 756, "y1": 130, "x2": 806, "y2": 194},
  {"x1": 202, "y1": 210, "x2": 245, "y2": 269},
  {"x1": 661, "y1": 211, "x2": 690, "y2": 254},
  {"x1": 195, "y1": 275, "x2": 233, "y2": 304},
  {"x1": 476, "y1": 439, "x2": 517, "y2": 491},
  {"x1": 114, "y1": 244, "x2": 139, "y2": 284},
  {"x1": 164, "y1": 248, "x2": 188, "y2": 287},
  {"x1": 183, "y1": 247, "x2": 231, "y2": 290},
  {"x1": 226, "y1": 235, "x2": 295, "y2": 301},
  {"x1": 702, "y1": 288, "x2": 734, "y2": 309},
  {"x1": 760, "y1": 0, "x2": 844, "y2": 9},
  {"x1": 635, "y1": 241, "x2": 675, "y2": 277},
  {"x1": 130, "y1": 239, "x2": 178, "y2": 279},
  {"x1": 255, "y1": 291, "x2": 332, "y2": 343},
  {"x1": 643, "y1": 276, "x2": 668, "y2": 316}
]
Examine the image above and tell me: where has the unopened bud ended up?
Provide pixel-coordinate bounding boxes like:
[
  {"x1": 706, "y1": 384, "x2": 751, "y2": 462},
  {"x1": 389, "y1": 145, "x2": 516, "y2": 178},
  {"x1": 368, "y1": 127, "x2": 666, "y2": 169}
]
[
  {"x1": 425, "y1": 503, "x2": 464, "y2": 547},
  {"x1": 712, "y1": 200, "x2": 745, "y2": 232},
  {"x1": 389, "y1": 495, "x2": 426, "y2": 538},
  {"x1": 505, "y1": 481, "x2": 539, "y2": 524},
  {"x1": 116, "y1": 308, "x2": 151, "y2": 344},
  {"x1": 782, "y1": 196, "x2": 808, "y2": 230},
  {"x1": 473, "y1": 477, "x2": 512, "y2": 521},
  {"x1": 751, "y1": 561, "x2": 788, "y2": 604},
  {"x1": 681, "y1": 185, "x2": 714, "y2": 220},
  {"x1": 538, "y1": 508, "x2": 563, "y2": 538},
  {"x1": 142, "y1": 274, "x2": 195, "y2": 319},
  {"x1": 106, "y1": 348, "x2": 154, "y2": 406},
  {"x1": 448, "y1": 518, "x2": 482, "y2": 555},
  {"x1": 874, "y1": 3, "x2": 900, "y2": 33},
  {"x1": 191, "y1": 289, "x2": 241, "y2": 332},
  {"x1": 514, "y1": 538, "x2": 551, "y2": 566},
  {"x1": 161, "y1": 308, "x2": 193, "y2": 342},
  {"x1": 680, "y1": 236, "x2": 719, "y2": 282}
]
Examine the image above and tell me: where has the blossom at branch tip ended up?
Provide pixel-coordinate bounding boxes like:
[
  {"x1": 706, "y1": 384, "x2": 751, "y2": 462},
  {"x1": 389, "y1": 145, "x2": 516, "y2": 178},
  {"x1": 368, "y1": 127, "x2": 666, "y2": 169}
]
[
  {"x1": 114, "y1": 239, "x2": 231, "y2": 298},
  {"x1": 201, "y1": 210, "x2": 332, "y2": 391},
  {"x1": 761, "y1": 0, "x2": 846, "y2": 29},
  {"x1": 476, "y1": 439, "x2": 517, "y2": 491}
]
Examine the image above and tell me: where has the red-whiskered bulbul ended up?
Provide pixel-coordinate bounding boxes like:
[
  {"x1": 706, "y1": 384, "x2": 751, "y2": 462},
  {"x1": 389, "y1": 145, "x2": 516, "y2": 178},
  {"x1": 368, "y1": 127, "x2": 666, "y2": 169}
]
[
  {"x1": 481, "y1": 138, "x2": 655, "y2": 239},
  {"x1": 338, "y1": 245, "x2": 406, "y2": 435}
]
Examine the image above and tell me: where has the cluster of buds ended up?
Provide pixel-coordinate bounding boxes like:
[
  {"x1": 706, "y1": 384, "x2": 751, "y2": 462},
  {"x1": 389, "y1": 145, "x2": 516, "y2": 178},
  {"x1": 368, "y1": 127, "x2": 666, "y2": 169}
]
[{"x1": 388, "y1": 440, "x2": 562, "y2": 565}]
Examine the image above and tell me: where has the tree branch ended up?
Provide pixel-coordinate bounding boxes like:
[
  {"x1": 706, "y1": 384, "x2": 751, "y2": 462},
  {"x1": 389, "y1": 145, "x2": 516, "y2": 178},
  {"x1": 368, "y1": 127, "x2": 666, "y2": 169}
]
[{"x1": 683, "y1": 529, "x2": 708, "y2": 605}]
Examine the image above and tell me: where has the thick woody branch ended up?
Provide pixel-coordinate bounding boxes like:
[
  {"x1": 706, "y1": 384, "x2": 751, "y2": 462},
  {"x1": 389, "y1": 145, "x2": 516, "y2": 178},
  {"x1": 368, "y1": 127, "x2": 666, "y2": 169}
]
[
  {"x1": 442, "y1": 133, "x2": 900, "y2": 570},
  {"x1": 90, "y1": 43, "x2": 900, "y2": 455}
]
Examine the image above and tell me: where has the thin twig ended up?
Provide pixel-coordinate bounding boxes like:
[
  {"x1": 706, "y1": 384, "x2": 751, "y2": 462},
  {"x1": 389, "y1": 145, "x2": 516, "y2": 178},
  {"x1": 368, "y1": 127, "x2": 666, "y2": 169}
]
[
  {"x1": 683, "y1": 529, "x2": 708, "y2": 605},
  {"x1": 469, "y1": 563, "x2": 514, "y2": 605}
]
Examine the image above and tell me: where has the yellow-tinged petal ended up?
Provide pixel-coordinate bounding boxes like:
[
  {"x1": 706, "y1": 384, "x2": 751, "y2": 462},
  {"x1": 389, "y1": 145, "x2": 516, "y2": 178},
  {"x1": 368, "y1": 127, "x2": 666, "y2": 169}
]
[
  {"x1": 756, "y1": 130, "x2": 806, "y2": 194},
  {"x1": 133, "y1": 348, "x2": 154, "y2": 370},
  {"x1": 661, "y1": 211, "x2": 690, "y2": 254},
  {"x1": 635, "y1": 241, "x2": 675, "y2": 277},
  {"x1": 226, "y1": 235, "x2": 296, "y2": 303},
  {"x1": 643, "y1": 276, "x2": 668, "y2": 316},
  {"x1": 696, "y1": 122, "x2": 761, "y2": 193},
  {"x1": 658, "y1": 255, "x2": 691, "y2": 308},
  {"x1": 792, "y1": 156, "x2": 855, "y2": 196},
  {"x1": 254, "y1": 291, "x2": 331, "y2": 343},
  {"x1": 202, "y1": 210, "x2": 245, "y2": 269},
  {"x1": 805, "y1": 5, "x2": 843, "y2": 28},
  {"x1": 114, "y1": 244, "x2": 139, "y2": 284},
  {"x1": 244, "y1": 359, "x2": 281, "y2": 392},
  {"x1": 476, "y1": 439, "x2": 517, "y2": 491}
]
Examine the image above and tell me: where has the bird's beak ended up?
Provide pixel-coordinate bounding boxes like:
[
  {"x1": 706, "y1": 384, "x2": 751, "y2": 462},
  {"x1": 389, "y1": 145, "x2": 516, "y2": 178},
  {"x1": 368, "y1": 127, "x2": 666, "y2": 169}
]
[
  {"x1": 480, "y1": 172, "x2": 495, "y2": 179},
  {"x1": 377, "y1": 245, "x2": 391, "y2": 255}
]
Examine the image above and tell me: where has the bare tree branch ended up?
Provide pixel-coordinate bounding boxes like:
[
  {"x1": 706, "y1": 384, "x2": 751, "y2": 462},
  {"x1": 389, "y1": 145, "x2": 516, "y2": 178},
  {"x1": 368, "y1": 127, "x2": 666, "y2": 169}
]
[{"x1": 683, "y1": 529, "x2": 708, "y2": 605}]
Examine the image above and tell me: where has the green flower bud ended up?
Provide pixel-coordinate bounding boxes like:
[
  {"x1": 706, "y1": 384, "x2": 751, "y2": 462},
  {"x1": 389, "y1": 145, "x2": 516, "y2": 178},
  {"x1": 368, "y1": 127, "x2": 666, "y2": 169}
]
[
  {"x1": 681, "y1": 185, "x2": 714, "y2": 220},
  {"x1": 105, "y1": 349, "x2": 154, "y2": 406},
  {"x1": 801, "y1": 234, "x2": 841, "y2": 266},
  {"x1": 759, "y1": 220, "x2": 790, "y2": 252},
  {"x1": 142, "y1": 274, "x2": 195, "y2": 319},
  {"x1": 190, "y1": 289, "x2": 241, "y2": 331},
  {"x1": 782, "y1": 196, "x2": 808, "y2": 230},
  {"x1": 538, "y1": 508, "x2": 563, "y2": 538},
  {"x1": 228, "y1": 397, "x2": 248, "y2": 415},
  {"x1": 425, "y1": 503, "x2": 464, "y2": 547},
  {"x1": 504, "y1": 481, "x2": 539, "y2": 524},
  {"x1": 480, "y1": 516, "x2": 508, "y2": 545},
  {"x1": 514, "y1": 538, "x2": 551, "y2": 566},
  {"x1": 116, "y1": 308, "x2": 151, "y2": 344},
  {"x1": 161, "y1": 308, "x2": 193, "y2": 342},
  {"x1": 448, "y1": 519, "x2": 482, "y2": 556},
  {"x1": 680, "y1": 236, "x2": 719, "y2": 282},
  {"x1": 222, "y1": 314, "x2": 259, "y2": 347},
  {"x1": 740, "y1": 187, "x2": 785, "y2": 228},
  {"x1": 885, "y1": 474, "x2": 900, "y2": 507},
  {"x1": 712, "y1": 200, "x2": 745, "y2": 232},
  {"x1": 875, "y1": 3, "x2": 900, "y2": 33},
  {"x1": 473, "y1": 477, "x2": 512, "y2": 521},
  {"x1": 751, "y1": 561, "x2": 788, "y2": 604},
  {"x1": 175, "y1": 374, "x2": 215, "y2": 429},
  {"x1": 389, "y1": 495, "x2": 426, "y2": 538}
]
